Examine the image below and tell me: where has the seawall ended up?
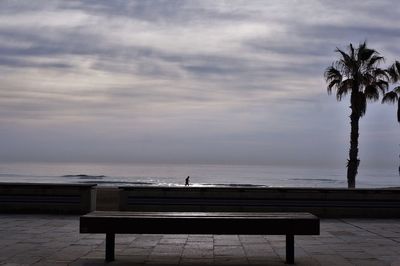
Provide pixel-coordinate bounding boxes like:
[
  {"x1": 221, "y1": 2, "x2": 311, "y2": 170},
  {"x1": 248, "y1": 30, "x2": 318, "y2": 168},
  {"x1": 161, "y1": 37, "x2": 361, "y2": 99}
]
[{"x1": 118, "y1": 186, "x2": 400, "y2": 218}]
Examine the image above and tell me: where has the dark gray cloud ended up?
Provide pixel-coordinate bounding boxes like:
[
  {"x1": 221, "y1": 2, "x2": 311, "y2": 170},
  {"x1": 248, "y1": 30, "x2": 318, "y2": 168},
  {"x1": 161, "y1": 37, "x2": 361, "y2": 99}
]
[
  {"x1": 301, "y1": 24, "x2": 400, "y2": 44},
  {"x1": 59, "y1": 0, "x2": 251, "y2": 25},
  {"x1": 0, "y1": 56, "x2": 72, "y2": 69}
]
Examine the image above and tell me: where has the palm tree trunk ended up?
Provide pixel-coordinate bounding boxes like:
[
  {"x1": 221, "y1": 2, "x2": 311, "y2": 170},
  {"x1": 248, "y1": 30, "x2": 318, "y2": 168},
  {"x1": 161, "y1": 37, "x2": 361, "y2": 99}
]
[{"x1": 347, "y1": 104, "x2": 360, "y2": 189}]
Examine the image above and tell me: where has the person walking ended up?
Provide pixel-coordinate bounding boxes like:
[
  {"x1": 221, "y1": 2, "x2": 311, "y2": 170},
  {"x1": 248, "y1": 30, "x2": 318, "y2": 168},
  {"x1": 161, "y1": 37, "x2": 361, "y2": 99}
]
[{"x1": 185, "y1": 176, "x2": 190, "y2": 186}]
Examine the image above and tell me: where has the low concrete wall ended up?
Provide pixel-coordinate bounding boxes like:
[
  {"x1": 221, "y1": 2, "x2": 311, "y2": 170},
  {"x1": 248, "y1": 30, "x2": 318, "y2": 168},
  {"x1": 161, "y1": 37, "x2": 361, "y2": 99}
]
[
  {"x1": 96, "y1": 187, "x2": 120, "y2": 211},
  {"x1": 0, "y1": 183, "x2": 96, "y2": 214},
  {"x1": 119, "y1": 186, "x2": 400, "y2": 218}
]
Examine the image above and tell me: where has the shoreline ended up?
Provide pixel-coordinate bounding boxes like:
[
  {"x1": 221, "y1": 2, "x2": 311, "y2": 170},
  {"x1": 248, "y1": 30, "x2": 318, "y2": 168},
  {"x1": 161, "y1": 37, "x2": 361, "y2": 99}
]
[{"x1": 1, "y1": 179, "x2": 399, "y2": 189}]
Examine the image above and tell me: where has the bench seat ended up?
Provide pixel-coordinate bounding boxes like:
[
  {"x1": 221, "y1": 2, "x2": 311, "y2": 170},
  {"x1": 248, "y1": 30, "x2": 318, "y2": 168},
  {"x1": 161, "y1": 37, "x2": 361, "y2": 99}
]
[{"x1": 80, "y1": 211, "x2": 319, "y2": 264}]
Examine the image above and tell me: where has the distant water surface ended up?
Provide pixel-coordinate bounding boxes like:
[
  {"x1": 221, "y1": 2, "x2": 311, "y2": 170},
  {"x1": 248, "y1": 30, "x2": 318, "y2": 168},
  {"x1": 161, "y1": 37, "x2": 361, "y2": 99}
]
[{"x1": 0, "y1": 162, "x2": 398, "y2": 188}]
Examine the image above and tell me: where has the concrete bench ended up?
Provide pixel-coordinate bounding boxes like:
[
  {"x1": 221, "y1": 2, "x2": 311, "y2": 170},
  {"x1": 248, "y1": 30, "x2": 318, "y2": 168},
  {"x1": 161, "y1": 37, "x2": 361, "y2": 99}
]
[
  {"x1": 80, "y1": 211, "x2": 320, "y2": 264},
  {"x1": 0, "y1": 183, "x2": 96, "y2": 214}
]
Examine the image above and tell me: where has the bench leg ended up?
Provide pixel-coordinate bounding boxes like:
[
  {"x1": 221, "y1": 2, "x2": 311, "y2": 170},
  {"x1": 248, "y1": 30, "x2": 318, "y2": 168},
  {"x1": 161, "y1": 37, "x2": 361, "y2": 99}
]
[
  {"x1": 286, "y1": 234, "x2": 294, "y2": 264},
  {"x1": 106, "y1": 233, "x2": 115, "y2": 262}
]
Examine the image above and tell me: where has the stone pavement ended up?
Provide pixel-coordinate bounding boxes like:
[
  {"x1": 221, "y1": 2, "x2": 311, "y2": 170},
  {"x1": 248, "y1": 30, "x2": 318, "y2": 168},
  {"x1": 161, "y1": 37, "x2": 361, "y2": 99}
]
[{"x1": 0, "y1": 215, "x2": 400, "y2": 266}]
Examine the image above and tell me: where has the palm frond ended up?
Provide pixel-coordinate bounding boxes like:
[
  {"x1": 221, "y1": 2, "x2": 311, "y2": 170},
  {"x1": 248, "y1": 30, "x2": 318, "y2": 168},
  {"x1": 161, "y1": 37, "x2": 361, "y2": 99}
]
[
  {"x1": 386, "y1": 64, "x2": 399, "y2": 83},
  {"x1": 373, "y1": 68, "x2": 388, "y2": 78},
  {"x1": 336, "y1": 87, "x2": 348, "y2": 101},
  {"x1": 367, "y1": 55, "x2": 384, "y2": 68},
  {"x1": 382, "y1": 91, "x2": 398, "y2": 104},
  {"x1": 362, "y1": 73, "x2": 373, "y2": 84},
  {"x1": 376, "y1": 79, "x2": 389, "y2": 94},
  {"x1": 364, "y1": 85, "x2": 380, "y2": 101},
  {"x1": 324, "y1": 66, "x2": 342, "y2": 81},
  {"x1": 350, "y1": 43, "x2": 355, "y2": 59},
  {"x1": 358, "y1": 41, "x2": 367, "y2": 51},
  {"x1": 326, "y1": 42, "x2": 388, "y2": 119},
  {"x1": 336, "y1": 79, "x2": 353, "y2": 101},
  {"x1": 327, "y1": 80, "x2": 340, "y2": 94},
  {"x1": 333, "y1": 60, "x2": 350, "y2": 77},
  {"x1": 393, "y1": 61, "x2": 400, "y2": 82},
  {"x1": 383, "y1": 89, "x2": 400, "y2": 123},
  {"x1": 335, "y1": 48, "x2": 352, "y2": 67},
  {"x1": 396, "y1": 60, "x2": 400, "y2": 73},
  {"x1": 397, "y1": 100, "x2": 400, "y2": 123},
  {"x1": 324, "y1": 66, "x2": 342, "y2": 94},
  {"x1": 358, "y1": 42, "x2": 376, "y2": 61}
]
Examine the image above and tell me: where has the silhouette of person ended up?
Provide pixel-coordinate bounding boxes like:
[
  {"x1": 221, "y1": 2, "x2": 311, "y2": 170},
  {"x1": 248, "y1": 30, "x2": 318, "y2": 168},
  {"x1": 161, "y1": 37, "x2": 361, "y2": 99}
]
[{"x1": 185, "y1": 176, "x2": 190, "y2": 186}]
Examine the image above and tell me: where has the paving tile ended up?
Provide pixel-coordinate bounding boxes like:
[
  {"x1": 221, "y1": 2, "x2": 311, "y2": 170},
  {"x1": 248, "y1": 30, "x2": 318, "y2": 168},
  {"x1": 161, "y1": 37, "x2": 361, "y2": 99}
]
[
  {"x1": 163, "y1": 234, "x2": 188, "y2": 239},
  {"x1": 181, "y1": 248, "x2": 213, "y2": 259},
  {"x1": 214, "y1": 256, "x2": 249, "y2": 265},
  {"x1": 34, "y1": 259, "x2": 75, "y2": 265},
  {"x1": 180, "y1": 258, "x2": 214, "y2": 265},
  {"x1": 239, "y1": 235, "x2": 268, "y2": 244},
  {"x1": 129, "y1": 239, "x2": 160, "y2": 248},
  {"x1": 146, "y1": 254, "x2": 181, "y2": 264},
  {"x1": 159, "y1": 238, "x2": 187, "y2": 244},
  {"x1": 184, "y1": 241, "x2": 214, "y2": 250},
  {"x1": 214, "y1": 245, "x2": 246, "y2": 257},
  {"x1": 1, "y1": 215, "x2": 400, "y2": 265},
  {"x1": 151, "y1": 244, "x2": 184, "y2": 255},
  {"x1": 311, "y1": 254, "x2": 353, "y2": 266},
  {"x1": 214, "y1": 239, "x2": 242, "y2": 246},
  {"x1": 187, "y1": 235, "x2": 213, "y2": 241},
  {"x1": 348, "y1": 258, "x2": 390, "y2": 266},
  {"x1": 120, "y1": 247, "x2": 153, "y2": 256},
  {"x1": 6, "y1": 255, "x2": 42, "y2": 265},
  {"x1": 246, "y1": 258, "x2": 283, "y2": 265}
]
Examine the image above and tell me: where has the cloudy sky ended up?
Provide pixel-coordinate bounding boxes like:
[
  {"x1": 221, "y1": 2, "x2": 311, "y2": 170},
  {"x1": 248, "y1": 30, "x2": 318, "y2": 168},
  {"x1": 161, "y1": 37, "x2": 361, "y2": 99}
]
[{"x1": 0, "y1": 0, "x2": 399, "y2": 168}]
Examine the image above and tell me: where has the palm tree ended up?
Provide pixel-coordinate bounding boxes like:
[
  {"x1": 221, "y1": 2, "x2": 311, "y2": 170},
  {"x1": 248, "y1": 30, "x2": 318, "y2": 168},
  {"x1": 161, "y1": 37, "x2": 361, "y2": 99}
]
[
  {"x1": 324, "y1": 42, "x2": 388, "y2": 188},
  {"x1": 382, "y1": 61, "x2": 400, "y2": 123}
]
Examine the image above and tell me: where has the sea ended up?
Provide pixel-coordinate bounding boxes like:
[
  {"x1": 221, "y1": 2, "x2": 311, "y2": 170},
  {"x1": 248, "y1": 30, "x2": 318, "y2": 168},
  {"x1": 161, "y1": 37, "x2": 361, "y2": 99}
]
[{"x1": 0, "y1": 162, "x2": 399, "y2": 188}]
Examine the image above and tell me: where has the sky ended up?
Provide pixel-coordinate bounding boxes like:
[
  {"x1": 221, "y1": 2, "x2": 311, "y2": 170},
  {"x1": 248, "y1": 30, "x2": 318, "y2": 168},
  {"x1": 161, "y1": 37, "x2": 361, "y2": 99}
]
[{"x1": 0, "y1": 0, "x2": 399, "y2": 169}]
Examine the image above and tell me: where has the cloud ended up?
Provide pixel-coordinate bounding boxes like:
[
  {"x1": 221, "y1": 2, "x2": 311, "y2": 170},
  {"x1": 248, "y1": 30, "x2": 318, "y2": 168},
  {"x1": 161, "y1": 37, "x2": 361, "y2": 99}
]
[{"x1": 0, "y1": 0, "x2": 398, "y2": 167}]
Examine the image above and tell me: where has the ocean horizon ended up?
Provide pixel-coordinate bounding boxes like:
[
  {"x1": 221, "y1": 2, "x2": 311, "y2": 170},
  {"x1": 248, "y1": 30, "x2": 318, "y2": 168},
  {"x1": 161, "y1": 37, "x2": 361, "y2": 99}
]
[{"x1": 0, "y1": 162, "x2": 398, "y2": 188}]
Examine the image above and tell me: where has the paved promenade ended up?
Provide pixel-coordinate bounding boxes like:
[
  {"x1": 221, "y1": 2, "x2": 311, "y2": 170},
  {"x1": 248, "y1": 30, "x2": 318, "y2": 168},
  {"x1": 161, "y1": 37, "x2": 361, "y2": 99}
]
[{"x1": 0, "y1": 215, "x2": 400, "y2": 266}]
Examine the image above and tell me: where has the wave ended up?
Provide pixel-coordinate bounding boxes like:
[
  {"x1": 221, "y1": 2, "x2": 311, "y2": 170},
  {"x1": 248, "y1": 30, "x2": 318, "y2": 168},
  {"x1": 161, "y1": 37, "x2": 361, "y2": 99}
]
[
  {"x1": 75, "y1": 179, "x2": 269, "y2": 188},
  {"x1": 79, "y1": 180, "x2": 154, "y2": 185},
  {"x1": 289, "y1": 178, "x2": 339, "y2": 182},
  {"x1": 0, "y1": 173, "x2": 27, "y2": 177},
  {"x1": 203, "y1": 183, "x2": 268, "y2": 188},
  {"x1": 62, "y1": 174, "x2": 105, "y2": 179}
]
